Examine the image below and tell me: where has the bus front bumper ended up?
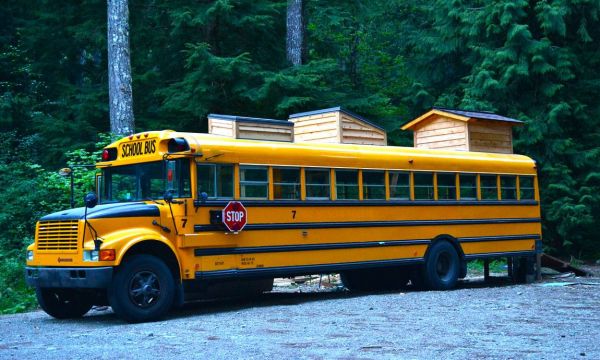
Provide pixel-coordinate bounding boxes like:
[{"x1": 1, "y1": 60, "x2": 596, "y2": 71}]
[{"x1": 25, "y1": 267, "x2": 113, "y2": 289}]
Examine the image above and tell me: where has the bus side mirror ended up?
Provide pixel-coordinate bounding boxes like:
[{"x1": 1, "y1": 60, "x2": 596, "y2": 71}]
[
  {"x1": 84, "y1": 192, "x2": 98, "y2": 209},
  {"x1": 199, "y1": 192, "x2": 208, "y2": 204}
]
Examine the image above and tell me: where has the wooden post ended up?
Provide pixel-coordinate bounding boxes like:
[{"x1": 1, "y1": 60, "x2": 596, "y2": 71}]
[
  {"x1": 536, "y1": 253, "x2": 542, "y2": 281},
  {"x1": 483, "y1": 259, "x2": 490, "y2": 281}
]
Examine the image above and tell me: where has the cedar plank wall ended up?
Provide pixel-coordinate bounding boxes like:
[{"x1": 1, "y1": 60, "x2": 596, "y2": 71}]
[
  {"x1": 468, "y1": 120, "x2": 513, "y2": 154},
  {"x1": 291, "y1": 112, "x2": 340, "y2": 143},
  {"x1": 236, "y1": 122, "x2": 293, "y2": 142},
  {"x1": 340, "y1": 113, "x2": 387, "y2": 145},
  {"x1": 208, "y1": 118, "x2": 235, "y2": 137},
  {"x1": 413, "y1": 115, "x2": 469, "y2": 151}
]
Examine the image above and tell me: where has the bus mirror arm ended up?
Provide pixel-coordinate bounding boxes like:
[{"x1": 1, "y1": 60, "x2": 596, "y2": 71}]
[{"x1": 163, "y1": 191, "x2": 179, "y2": 235}]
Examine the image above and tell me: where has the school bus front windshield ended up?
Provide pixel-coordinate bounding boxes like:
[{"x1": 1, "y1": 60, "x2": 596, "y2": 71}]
[{"x1": 101, "y1": 159, "x2": 191, "y2": 203}]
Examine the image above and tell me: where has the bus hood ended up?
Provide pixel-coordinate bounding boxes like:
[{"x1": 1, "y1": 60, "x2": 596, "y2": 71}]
[{"x1": 40, "y1": 202, "x2": 160, "y2": 221}]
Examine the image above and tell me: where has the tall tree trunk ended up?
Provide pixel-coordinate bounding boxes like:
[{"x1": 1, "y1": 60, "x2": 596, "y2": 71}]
[
  {"x1": 107, "y1": 0, "x2": 135, "y2": 136},
  {"x1": 286, "y1": 0, "x2": 305, "y2": 66}
]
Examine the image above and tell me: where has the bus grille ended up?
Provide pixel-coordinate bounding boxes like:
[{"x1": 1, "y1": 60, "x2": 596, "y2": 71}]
[{"x1": 37, "y1": 220, "x2": 80, "y2": 251}]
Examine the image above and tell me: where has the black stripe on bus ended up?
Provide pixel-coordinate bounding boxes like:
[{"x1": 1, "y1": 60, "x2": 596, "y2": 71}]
[
  {"x1": 196, "y1": 258, "x2": 425, "y2": 280},
  {"x1": 194, "y1": 199, "x2": 538, "y2": 207},
  {"x1": 193, "y1": 234, "x2": 540, "y2": 257},
  {"x1": 194, "y1": 239, "x2": 431, "y2": 256},
  {"x1": 194, "y1": 217, "x2": 541, "y2": 232}
]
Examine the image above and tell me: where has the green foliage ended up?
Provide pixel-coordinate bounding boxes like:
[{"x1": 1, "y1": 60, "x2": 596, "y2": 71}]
[{"x1": 0, "y1": 132, "x2": 113, "y2": 313}]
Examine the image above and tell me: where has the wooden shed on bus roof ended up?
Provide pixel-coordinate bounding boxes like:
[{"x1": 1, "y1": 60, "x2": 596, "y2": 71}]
[
  {"x1": 207, "y1": 114, "x2": 294, "y2": 142},
  {"x1": 289, "y1": 107, "x2": 387, "y2": 146},
  {"x1": 401, "y1": 107, "x2": 523, "y2": 154}
]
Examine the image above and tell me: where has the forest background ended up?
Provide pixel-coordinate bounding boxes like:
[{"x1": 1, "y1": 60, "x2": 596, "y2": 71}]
[{"x1": 1, "y1": 0, "x2": 599, "y2": 313}]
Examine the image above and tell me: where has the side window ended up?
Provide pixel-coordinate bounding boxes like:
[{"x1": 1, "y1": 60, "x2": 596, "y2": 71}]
[
  {"x1": 437, "y1": 173, "x2": 457, "y2": 200},
  {"x1": 305, "y1": 169, "x2": 330, "y2": 199},
  {"x1": 273, "y1": 167, "x2": 300, "y2": 200},
  {"x1": 240, "y1": 166, "x2": 268, "y2": 199},
  {"x1": 166, "y1": 159, "x2": 191, "y2": 198},
  {"x1": 335, "y1": 170, "x2": 359, "y2": 200},
  {"x1": 501, "y1": 175, "x2": 517, "y2": 200},
  {"x1": 389, "y1": 171, "x2": 410, "y2": 200},
  {"x1": 362, "y1": 171, "x2": 385, "y2": 200},
  {"x1": 459, "y1": 174, "x2": 477, "y2": 200},
  {"x1": 519, "y1": 176, "x2": 535, "y2": 200},
  {"x1": 480, "y1": 175, "x2": 498, "y2": 200},
  {"x1": 197, "y1": 164, "x2": 233, "y2": 198},
  {"x1": 414, "y1": 172, "x2": 434, "y2": 200}
]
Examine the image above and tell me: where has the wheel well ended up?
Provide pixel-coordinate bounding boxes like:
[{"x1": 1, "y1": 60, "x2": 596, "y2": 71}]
[
  {"x1": 425, "y1": 235, "x2": 465, "y2": 261},
  {"x1": 122, "y1": 241, "x2": 181, "y2": 280}
]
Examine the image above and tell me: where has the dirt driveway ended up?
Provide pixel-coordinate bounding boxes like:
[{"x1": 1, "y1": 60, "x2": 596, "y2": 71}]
[{"x1": 1, "y1": 276, "x2": 599, "y2": 359}]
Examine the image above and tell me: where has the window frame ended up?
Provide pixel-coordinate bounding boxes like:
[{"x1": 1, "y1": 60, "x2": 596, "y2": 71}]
[
  {"x1": 196, "y1": 163, "x2": 234, "y2": 199},
  {"x1": 500, "y1": 175, "x2": 517, "y2": 200},
  {"x1": 480, "y1": 174, "x2": 499, "y2": 200},
  {"x1": 413, "y1": 171, "x2": 435, "y2": 200},
  {"x1": 304, "y1": 167, "x2": 331, "y2": 200},
  {"x1": 436, "y1": 172, "x2": 457, "y2": 201},
  {"x1": 459, "y1": 173, "x2": 478, "y2": 200},
  {"x1": 335, "y1": 169, "x2": 360, "y2": 200},
  {"x1": 239, "y1": 165, "x2": 269, "y2": 200},
  {"x1": 272, "y1": 166, "x2": 301, "y2": 200},
  {"x1": 388, "y1": 171, "x2": 411, "y2": 200},
  {"x1": 362, "y1": 170, "x2": 386, "y2": 200}
]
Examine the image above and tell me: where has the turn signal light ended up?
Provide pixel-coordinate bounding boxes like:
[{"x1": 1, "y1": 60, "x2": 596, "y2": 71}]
[{"x1": 99, "y1": 249, "x2": 116, "y2": 261}]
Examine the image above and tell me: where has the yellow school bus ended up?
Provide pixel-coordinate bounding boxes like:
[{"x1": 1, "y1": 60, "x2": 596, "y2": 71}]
[{"x1": 25, "y1": 130, "x2": 541, "y2": 322}]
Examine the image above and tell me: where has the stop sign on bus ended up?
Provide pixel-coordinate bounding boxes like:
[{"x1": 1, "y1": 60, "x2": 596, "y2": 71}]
[{"x1": 222, "y1": 201, "x2": 248, "y2": 232}]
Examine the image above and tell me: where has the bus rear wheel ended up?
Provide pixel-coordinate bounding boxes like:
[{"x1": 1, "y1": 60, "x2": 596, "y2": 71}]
[
  {"x1": 108, "y1": 254, "x2": 175, "y2": 323},
  {"x1": 36, "y1": 288, "x2": 93, "y2": 319},
  {"x1": 422, "y1": 241, "x2": 460, "y2": 290}
]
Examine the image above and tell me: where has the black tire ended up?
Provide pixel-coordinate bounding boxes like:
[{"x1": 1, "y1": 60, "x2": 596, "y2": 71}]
[
  {"x1": 108, "y1": 254, "x2": 175, "y2": 323},
  {"x1": 36, "y1": 288, "x2": 93, "y2": 319},
  {"x1": 422, "y1": 241, "x2": 460, "y2": 290}
]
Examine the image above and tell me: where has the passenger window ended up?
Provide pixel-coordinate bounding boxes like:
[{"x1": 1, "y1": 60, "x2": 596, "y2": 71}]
[
  {"x1": 480, "y1": 175, "x2": 498, "y2": 200},
  {"x1": 459, "y1": 174, "x2": 477, "y2": 200},
  {"x1": 362, "y1": 171, "x2": 385, "y2": 200},
  {"x1": 501, "y1": 175, "x2": 517, "y2": 200},
  {"x1": 305, "y1": 169, "x2": 330, "y2": 199},
  {"x1": 414, "y1": 172, "x2": 434, "y2": 200},
  {"x1": 197, "y1": 163, "x2": 233, "y2": 198},
  {"x1": 240, "y1": 166, "x2": 268, "y2": 199},
  {"x1": 519, "y1": 176, "x2": 535, "y2": 200},
  {"x1": 437, "y1": 173, "x2": 457, "y2": 200},
  {"x1": 389, "y1": 171, "x2": 410, "y2": 200},
  {"x1": 273, "y1": 167, "x2": 300, "y2": 200},
  {"x1": 335, "y1": 169, "x2": 359, "y2": 200}
]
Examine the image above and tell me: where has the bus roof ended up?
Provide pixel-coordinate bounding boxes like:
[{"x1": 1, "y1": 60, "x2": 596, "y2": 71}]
[{"x1": 101, "y1": 130, "x2": 537, "y2": 175}]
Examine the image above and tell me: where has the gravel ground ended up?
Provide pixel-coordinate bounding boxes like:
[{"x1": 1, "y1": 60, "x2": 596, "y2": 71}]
[{"x1": 1, "y1": 275, "x2": 599, "y2": 359}]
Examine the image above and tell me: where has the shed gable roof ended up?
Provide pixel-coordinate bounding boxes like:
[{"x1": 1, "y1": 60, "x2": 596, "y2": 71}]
[{"x1": 401, "y1": 107, "x2": 523, "y2": 130}]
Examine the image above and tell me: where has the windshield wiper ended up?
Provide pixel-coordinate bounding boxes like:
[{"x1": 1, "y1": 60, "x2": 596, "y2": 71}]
[{"x1": 142, "y1": 198, "x2": 164, "y2": 205}]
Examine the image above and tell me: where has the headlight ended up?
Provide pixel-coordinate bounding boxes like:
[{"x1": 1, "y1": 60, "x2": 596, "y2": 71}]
[
  {"x1": 83, "y1": 250, "x2": 99, "y2": 262},
  {"x1": 27, "y1": 250, "x2": 34, "y2": 261}
]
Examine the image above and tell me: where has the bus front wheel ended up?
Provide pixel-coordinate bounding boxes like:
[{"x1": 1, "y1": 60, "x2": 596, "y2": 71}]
[
  {"x1": 36, "y1": 288, "x2": 93, "y2": 319},
  {"x1": 108, "y1": 254, "x2": 175, "y2": 323},
  {"x1": 422, "y1": 241, "x2": 459, "y2": 290}
]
